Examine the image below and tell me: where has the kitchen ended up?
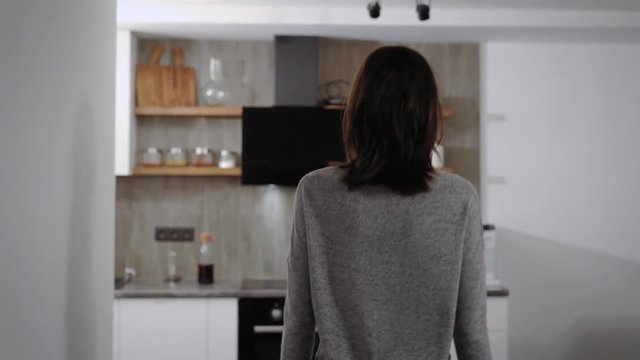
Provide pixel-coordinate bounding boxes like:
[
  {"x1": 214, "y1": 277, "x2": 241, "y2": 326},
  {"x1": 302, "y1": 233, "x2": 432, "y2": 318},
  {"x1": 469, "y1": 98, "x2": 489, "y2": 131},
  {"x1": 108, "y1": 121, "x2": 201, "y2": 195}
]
[
  {"x1": 114, "y1": 34, "x2": 508, "y2": 359},
  {"x1": 2, "y1": 1, "x2": 640, "y2": 360}
]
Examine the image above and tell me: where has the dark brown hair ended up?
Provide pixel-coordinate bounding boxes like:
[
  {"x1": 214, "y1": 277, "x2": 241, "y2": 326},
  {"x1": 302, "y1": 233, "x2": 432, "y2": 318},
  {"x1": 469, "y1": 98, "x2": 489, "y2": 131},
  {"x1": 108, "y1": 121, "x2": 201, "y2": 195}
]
[{"x1": 340, "y1": 46, "x2": 442, "y2": 194}]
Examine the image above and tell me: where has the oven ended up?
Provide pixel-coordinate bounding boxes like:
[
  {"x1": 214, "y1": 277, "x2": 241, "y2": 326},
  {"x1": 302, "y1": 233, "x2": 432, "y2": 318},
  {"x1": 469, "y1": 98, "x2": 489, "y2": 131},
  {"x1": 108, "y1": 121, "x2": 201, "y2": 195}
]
[{"x1": 238, "y1": 297, "x2": 285, "y2": 360}]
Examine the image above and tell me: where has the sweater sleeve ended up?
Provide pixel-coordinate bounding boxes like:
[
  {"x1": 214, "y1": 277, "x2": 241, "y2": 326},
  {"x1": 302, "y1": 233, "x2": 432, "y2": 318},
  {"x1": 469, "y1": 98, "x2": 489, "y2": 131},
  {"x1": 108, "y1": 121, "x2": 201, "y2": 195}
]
[
  {"x1": 454, "y1": 194, "x2": 492, "y2": 360},
  {"x1": 280, "y1": 184, "x2": 316, "y2": 360}
]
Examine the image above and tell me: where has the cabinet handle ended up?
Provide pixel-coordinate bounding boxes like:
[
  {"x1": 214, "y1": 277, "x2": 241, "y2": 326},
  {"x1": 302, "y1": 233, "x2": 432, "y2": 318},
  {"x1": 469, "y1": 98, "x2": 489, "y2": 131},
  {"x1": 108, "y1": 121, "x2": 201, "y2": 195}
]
[{"x1": 253, "y1": 325, "x2": 284, "y2": 334}]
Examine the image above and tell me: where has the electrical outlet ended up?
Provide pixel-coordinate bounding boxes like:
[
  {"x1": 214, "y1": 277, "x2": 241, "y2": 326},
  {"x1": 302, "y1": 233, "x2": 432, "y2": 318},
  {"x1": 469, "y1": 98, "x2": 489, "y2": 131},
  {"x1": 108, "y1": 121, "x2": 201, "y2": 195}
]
[{"x1": 155, "y1": 227, "x2": 195, "y2": 242}]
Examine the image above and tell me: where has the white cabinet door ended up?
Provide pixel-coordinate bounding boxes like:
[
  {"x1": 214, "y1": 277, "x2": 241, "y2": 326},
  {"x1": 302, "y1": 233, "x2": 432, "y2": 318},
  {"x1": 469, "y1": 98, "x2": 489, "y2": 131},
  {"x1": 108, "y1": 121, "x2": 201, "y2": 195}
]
[
  {"x1": 489, "y1": 330, "x2": 508, "y2": 360},
  {"x1": 487, "y1": 297, "x2": 508, "y2": 360},
  {"x1": 117, "y1": 299, "x2": 208, "y2": 360},
  {"x1": 487, "y1": 298, "x2": 508, "y2": 332},
  {"x1": 207, "y1": 298, "x2": 238, "y2": 360}
]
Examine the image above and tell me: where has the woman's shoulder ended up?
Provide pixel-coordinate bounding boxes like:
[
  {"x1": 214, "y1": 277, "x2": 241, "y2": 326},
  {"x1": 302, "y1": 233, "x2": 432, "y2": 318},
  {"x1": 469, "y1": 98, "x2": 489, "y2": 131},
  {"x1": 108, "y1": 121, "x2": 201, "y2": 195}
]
[
  {"x1": 433, "y1": 172, "x2": 479, "y2": 201},
  {"x1": 299, "y1": 166, "x2": 343, "y2": 189},
  {"x1": 299, "y1": 168, "x2": 476, "y2": 198}
]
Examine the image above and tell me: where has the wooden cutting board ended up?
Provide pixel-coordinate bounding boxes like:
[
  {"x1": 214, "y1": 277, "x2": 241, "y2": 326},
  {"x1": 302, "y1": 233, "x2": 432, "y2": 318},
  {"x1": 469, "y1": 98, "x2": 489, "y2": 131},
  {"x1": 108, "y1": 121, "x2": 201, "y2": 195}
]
[
  {"x1": 136, "y1": 45, "x2": 196, "y2": 107},
  {"x1": 161, "y1": 48, "x2": 196, "y2": 107},
  {"x1": 135, "y1": 44, "x2": 165, "y2": 107}
]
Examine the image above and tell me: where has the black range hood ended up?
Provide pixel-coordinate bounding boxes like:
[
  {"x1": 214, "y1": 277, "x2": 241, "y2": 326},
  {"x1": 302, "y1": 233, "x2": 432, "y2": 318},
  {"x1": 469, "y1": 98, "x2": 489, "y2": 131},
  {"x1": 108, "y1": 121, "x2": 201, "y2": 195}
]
[
  {"x1": 274, "y1": 36, "x2": 318, "y2": 107},
  {"x1": 241, "y1": 37, "x2": 345, "y2": 186},
  {"x1": 241, "y1": 106, "x2": 344, "y2": 185}
]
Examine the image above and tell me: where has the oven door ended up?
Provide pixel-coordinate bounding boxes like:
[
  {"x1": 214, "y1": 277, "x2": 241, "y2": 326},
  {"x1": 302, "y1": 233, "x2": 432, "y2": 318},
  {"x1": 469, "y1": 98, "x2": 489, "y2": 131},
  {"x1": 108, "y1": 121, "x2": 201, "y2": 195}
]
[
  {"x1": 250, "y1": 324, "x2": 284, "y2": 360},
  {"x1": 239, "y1": 297, "x2": 285, "y2": 360}
]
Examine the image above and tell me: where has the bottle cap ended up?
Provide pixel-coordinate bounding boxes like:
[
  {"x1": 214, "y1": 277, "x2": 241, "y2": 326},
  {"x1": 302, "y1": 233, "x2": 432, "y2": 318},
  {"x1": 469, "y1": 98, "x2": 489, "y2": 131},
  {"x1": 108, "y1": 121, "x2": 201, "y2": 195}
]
[{"x1": 200, "y1": 232, "x2": 213, "y2": 242}]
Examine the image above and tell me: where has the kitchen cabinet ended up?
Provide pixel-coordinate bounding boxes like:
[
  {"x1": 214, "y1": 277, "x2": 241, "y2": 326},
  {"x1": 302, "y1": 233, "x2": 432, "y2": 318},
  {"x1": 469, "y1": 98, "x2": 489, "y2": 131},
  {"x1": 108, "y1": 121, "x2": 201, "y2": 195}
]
[
  {"x1": 114, "y1": 296, "x2": 506, "y2": 360},
  {"x1": 208, "y1": 298, "x2": 239, "y2": 360},
  {"x1": 113, "y1": 298, "x2": 238, "y2": 360},
  {"x1": 450, "y1": 297, "x2": 509, "y2": 360}
]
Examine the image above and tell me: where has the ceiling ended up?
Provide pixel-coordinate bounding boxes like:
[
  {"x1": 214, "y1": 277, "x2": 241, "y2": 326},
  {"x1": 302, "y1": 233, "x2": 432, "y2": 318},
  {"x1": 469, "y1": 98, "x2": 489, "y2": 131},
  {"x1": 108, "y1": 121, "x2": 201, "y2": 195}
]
[
  {"x1": 160, "y1": 0, "x2": 640, "y2": 12},
  {"x1": 120, "y1": 0, "x2": 640, "y2": 42}
]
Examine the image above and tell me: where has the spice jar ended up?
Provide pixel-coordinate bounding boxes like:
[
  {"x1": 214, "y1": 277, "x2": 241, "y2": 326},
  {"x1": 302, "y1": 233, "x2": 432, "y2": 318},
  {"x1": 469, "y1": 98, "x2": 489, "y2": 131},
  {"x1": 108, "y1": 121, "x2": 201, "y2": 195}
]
[
  {"x1": 138, "y1": 147, "x2": 163, "y2": 167},
  {"x1": 218, "y1": 150, "x2": 240, "y2": 169},
  {"x1": 165, "y1": 147, "x2": 188, "y2": 167},
  {"x1": 190, "y1": 147, "x2": 217, "y2": 167}
]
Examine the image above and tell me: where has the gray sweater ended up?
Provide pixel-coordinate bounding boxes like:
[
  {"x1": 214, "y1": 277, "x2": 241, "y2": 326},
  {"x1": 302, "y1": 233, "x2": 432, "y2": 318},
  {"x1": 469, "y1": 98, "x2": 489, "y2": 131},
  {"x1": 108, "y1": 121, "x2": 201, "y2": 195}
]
[{"x1": 281, "y1": 167, "x2": 490, "y2": 360}]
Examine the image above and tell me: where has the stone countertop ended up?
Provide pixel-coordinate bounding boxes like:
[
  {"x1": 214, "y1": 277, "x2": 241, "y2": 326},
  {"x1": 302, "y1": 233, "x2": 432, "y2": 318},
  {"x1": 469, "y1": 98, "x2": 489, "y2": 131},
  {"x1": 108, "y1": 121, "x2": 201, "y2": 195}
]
[
  {"x1": 114, "y1": 279, "x2": 286, "y2": 299},
  {"x1": 115, "y1": 279, "x2": 509, "y2": 299}
]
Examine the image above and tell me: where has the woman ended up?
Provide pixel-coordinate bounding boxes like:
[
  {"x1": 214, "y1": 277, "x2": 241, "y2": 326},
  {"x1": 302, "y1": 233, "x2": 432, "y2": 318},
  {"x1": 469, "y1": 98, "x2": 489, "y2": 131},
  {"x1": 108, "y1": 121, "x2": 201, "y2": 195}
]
[{"x1": 281, "y1": 46, "x2": 490, "y2": 360}]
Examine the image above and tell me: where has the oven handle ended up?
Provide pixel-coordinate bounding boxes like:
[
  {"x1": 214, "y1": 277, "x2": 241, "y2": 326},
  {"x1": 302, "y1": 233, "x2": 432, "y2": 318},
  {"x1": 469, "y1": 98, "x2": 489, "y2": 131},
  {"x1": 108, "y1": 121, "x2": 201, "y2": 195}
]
[{"x1": 253, "y1": 325, "x2": 284, "y2": 334}]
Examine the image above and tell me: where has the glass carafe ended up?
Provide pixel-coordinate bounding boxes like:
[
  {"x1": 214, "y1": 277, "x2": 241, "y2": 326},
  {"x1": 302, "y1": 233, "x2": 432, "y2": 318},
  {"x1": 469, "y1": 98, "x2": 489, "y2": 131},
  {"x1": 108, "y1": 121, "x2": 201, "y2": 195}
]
[
  {"x1": 227, "y1": 59, "x2": 253, "y2": 105},
  {"x1": 201, "y1": 57, "x2": 231, "y2": 106}
]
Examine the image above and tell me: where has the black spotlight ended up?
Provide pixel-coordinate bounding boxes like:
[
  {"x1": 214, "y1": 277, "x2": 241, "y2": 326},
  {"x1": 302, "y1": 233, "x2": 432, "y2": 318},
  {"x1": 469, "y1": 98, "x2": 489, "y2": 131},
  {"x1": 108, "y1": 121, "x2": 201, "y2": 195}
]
[
  {"x1": 416, "y1": 0, "x2": 431, "y2": 21},
  {"x1": 367, "y1": 1, "x2": 381, "y2": 19}
]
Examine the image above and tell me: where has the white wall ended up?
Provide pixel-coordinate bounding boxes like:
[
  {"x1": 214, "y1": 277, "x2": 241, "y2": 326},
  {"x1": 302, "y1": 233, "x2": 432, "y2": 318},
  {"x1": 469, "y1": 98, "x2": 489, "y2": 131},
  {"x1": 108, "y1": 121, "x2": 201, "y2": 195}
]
[
  {"x1": 483, "y1": 42, "x2": 640, "y2": 262},
  {"x1": 0, "y1": 0, "x2": 115, "y2": 359},
  {"x1": 482, "y1": 43, "x2": 640, "y2": 360}
]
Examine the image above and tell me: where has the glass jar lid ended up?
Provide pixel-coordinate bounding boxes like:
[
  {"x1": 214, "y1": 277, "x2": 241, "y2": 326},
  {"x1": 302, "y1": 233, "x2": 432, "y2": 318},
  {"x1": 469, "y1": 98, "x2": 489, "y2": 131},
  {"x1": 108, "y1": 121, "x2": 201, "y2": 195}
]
[
  {"x1": 193, "y1": 147, "x2": 213, "y2": 155},
  {"x1": 141, "y1": 147, "x2": 162, "y2": 154},
  {"x1": 168, "y1": 147, "x2": 186, "y2": 154}
]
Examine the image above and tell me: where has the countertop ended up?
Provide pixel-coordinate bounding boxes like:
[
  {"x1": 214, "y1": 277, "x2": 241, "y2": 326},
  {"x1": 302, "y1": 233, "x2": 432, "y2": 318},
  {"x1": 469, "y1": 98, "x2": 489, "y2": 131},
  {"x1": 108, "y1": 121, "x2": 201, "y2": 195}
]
[
  {"x1": 115, "y1": 279, "x2": 510, "y2": 298},
  {"x1": 114, "y1": 279, "x2": 286, "y2": 298}
]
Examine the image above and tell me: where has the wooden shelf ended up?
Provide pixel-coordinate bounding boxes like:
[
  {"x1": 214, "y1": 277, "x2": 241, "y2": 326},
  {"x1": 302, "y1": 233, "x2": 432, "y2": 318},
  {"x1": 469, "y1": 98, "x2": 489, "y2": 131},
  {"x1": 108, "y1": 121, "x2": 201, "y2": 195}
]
[
  {"x1": 323, "y1": 105, "x2": 454, "y2": 118},
  {"x1": 132, "y1": 166, "x2": 242, "y2": 177},
  {"x1": 135, "y1": 106, "x2": 243, "y2": 118},
  {"x1": 322, "y1": 104, "x2": 345, "y2": 110},
  {"x1": 137, "y1": 105, "x2": 453, "y2": 119},
  {"x1": 132, "y1": 166, "x2": 447, "y2": 177}
]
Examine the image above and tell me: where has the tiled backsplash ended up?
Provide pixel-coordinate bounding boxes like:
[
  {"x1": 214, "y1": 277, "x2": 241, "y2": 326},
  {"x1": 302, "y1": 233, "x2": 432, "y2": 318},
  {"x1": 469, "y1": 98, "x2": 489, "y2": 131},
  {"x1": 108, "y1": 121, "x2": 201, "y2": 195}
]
[
  {"x1": 115, "y1": 39, "x2": 479, "y2": 282},
  {"x1": 116, "y1": 177, "x2": 295, "y2": 281}
]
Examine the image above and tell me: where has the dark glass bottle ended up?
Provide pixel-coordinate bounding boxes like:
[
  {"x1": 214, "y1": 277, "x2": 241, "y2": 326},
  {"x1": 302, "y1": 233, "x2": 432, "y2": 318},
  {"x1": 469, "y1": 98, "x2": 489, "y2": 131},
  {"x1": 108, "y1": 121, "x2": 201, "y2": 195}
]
[{"x1": 198, "y1": 232, "x2": 214, "y2": 285}]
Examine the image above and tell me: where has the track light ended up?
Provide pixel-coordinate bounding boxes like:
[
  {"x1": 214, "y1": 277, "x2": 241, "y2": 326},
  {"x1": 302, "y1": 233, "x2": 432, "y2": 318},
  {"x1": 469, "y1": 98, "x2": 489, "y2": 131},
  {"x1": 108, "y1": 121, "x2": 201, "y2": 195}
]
[
  {"x1": 416, "y1": 0, "x2": 431, "y2": 21},
  {"x1": 367, "y1": 1, "x2": 381, "y2": 19},
  {"x1": 366, "y1": 1, "x2": 432, "y2": 21}
]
